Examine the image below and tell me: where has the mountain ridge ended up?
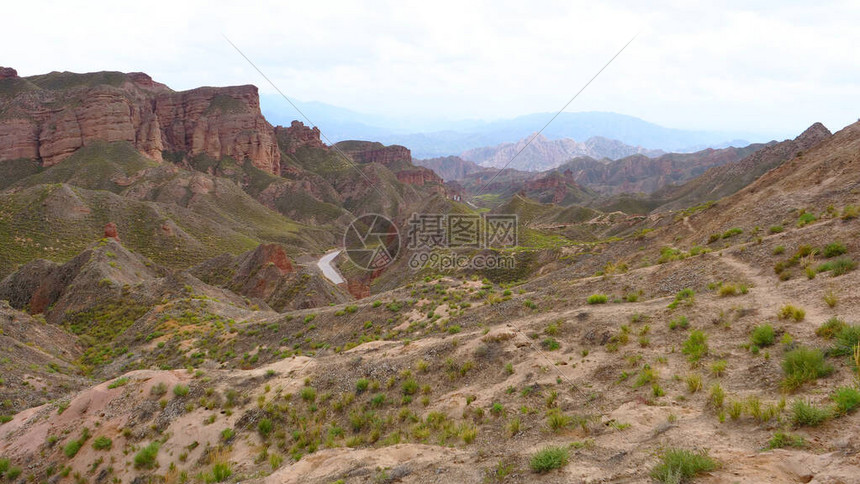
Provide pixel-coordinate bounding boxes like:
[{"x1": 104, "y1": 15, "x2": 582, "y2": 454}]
[{"x1": 460, "y1": 133, "x2": 665, "y2": 171}]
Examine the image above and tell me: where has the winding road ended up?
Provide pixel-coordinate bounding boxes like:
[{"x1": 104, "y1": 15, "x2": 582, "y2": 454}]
[{"x1": 317, "y1": 250, "x2": 345, "y2": 284}]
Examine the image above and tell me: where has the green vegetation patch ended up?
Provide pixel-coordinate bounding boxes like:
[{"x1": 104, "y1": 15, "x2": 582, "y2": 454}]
[
  {"x1": 651, "y1": 448, "x2": 718, "y2": 483},
  {"x1": 529, "y1": 446, "x2": 569, "y2": 473}
]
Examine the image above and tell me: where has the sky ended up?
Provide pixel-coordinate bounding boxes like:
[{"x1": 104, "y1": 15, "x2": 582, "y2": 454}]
[{"x1": 4, "y1": 0, "x2": 859, "y2": 138}]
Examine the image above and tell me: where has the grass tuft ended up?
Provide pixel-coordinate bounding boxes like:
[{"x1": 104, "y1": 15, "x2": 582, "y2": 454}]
[
  {"x1": 750, "y1": 325, "x2": 775, "y2": 347},
  {"x1": 682, "y1": 330, "x2": 708, "y2": 363},
  {"x1": 651, "y1": 448, "x2": 718, "y2": 483},
  {"x1": 767, "y1": 431, "x2": 806, "y2": 449},
  {"x1": 529, "y1": 446, "x2": 569, "y2": 473},
  {"x1": 791, "y1": 399, "x2": 830, "y2": 427},
  {"x1": 133, "y1": 442, "x2": 160, "y2": 469},
  {"x1": 831, "y1": 386, "x2": 860, "y2": 415},
  {"x1": 782, "y1": 346, "x2": 833, "y2": 391},
  {"x1": 777, "y1": 305, "x2": 805, "y2": 322}
]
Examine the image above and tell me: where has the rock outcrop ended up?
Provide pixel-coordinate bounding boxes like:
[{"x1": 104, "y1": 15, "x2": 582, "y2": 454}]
[
  {"x1": 0, "y1": 70, "x2": 281, "y2": 174},
  {"x1": 0, "y1": 67, "x2": 17, "y2": 80},
  {"x1": 275, "y1": 121, "x2": 327, "y2": 155},
  {"x1": 337, "y1": 141, "x2": 412, "y2": 167},
  {"x1": 395, "y1": 167, "x2": 443, "y2": 186},
  {"x1": 104, "y1": 222, "x2": 119, "y2": 240}
]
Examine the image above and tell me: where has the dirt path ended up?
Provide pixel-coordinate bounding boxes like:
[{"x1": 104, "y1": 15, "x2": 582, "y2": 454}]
[
  {"x1": 711, "y1": 251, "x2": 828, "y2": 323},
  {"x1": 683, "y1": 216, "x2": 695, "y2": 233}
]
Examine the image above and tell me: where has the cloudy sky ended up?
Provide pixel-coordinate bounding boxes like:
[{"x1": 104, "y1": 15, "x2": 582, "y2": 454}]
[{"x1": 5, "y1": 0, "x2": 859, "y2": 137}]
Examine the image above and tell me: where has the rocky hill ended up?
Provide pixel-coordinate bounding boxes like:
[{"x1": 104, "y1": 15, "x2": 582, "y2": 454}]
[
  {"x1": 413, "y1": 155, "x2": 483, "y2": 181},
  {"x1": 651, "y1": 122, "x2": 832, "y2": 212},
  {"x1": 0, "y1": 68, "x2": 280, "y2": 173},
  {"x1": 460, "y1": 133, "x2": 664, "y2": 171},
  {"x1": 557, "y1": 143, "x2": 765, "y2": 195}
]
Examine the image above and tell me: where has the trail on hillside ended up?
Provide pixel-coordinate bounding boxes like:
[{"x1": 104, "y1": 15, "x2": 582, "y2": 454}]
[{"x1": 711, "y1": 252, "x2": 828, "y2": 323}]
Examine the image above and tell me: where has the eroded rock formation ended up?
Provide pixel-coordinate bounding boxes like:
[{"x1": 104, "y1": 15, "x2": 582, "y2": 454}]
[{"x1": 0, "y1": 70, "x2": 281, "y2": 174}]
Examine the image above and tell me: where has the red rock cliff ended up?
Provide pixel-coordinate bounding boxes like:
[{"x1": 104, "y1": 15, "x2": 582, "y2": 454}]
[
  {"x1": 0, "y1": 69, "x2": 281, "y2": 174},
  {"x1": 275, "y1": 121, "x2": 327, "y2": 154},
  {"x1": 338, "y1": 141, "x2": 412, "y2": 166},
  {"x1": 396, "y1": 167, "x2": 443, "y2": 186}
]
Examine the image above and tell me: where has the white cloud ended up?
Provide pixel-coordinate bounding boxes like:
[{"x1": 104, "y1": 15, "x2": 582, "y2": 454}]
[{"x1": 4, "y1": 0, "x2": 858, "y2": 137}]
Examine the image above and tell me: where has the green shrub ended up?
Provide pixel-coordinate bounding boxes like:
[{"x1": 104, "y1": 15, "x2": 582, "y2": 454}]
[
  {"x1": 107, "y1": 377, "x2": 129, "y2": 389},
  {"x1": 823, "y1": 290, "x2": 838, "y2": 308},
  {"x1": 767, "y1": 431, "x2": 806, "y2": 449},
  {"x1": 587, "y1": 294, "x2": 608, "y2": 305},
  {"x1": 208, "y1": 461, "x2": 232, "y2": 483},
  {"x1": 490, "y1": 402, "x2": 504, "y2": 416},
  {"x1": 300, "y1": 386, "x2": 316, "y2": 402},
  {"x1": 92, "y1": 436, "x2": 112, "y2": 451},
  {"x1": 685, "y1": 373, "x2": 702, "y2": 393},
  {"x1": 173, "y1": 384, "x2": 189, "y2": 397},
  {"x1": 816, "y1": 317, "x2": 847, "y2": 339},
  {"x1": 545, "y1": 409, "x2": 570, "y2": 432},
  {"x1": 710, "y1": 360, "x2": 727, "y2": 377},
  {"x1": 258, "y1": 418, "x2": 273, "y2": 436},
  {"x1": 777, "y1": 305, "x2": 805, "y2": 322},
  {"x1": 133, "y1": 442, "x2": 160, "y2": 469},
  {"x1": 817, "y1": 257, "x2": 857, "y2": 276},
  {"x1": 356, "y1": 378, "x2": 370, "y2": 393},
  {"x1": 402, "y1": 378, "x2": 418, "y2": 395},
  {"x1": 5, "y1": 466, "x2": 21, "y2": 481},
  {"x1": 823, "y1": 242, "x2": 847, "y2": 258},
  {"x1": 782, "y1": 347, "x2": 833, "y2": 391},
  {"x1": 669, "y1": 316, "x2": 690, "y2": 330},
  {"x1": 832, "y1": 386, "x2": 860, "y2": 414},
  {"x1": 832, "y1": 324, "x2": 860, "y2": 356},
  {"x1": 650, "y1": 448, "x2": 718, "y2": 483},
  {"x1": 769, "y1": 225, "x2": 784, "y2": 234},
  {"x1": 63, "y1": 439, "x2": 83, "y2": 458},
  {"x1": 750, "y1": 325, "x2": 775, "y2": 347},
  {"x1": 386, "y1": 301, "x2": 403, "y2": 312},
  {"x1": 718, "y1": 284, "x2": 746, "y2": 297},
  {"x1": 541, "y1": 337, "x2": 560, "y2": 351},
  {"x1": 0, "y1": 458, "x2": 8, "y2": 476},
  {"x1": 797, "y1": 212, "x2": 817, "y2": 227},
  {"x1": 668, "y1": 289, "x2": 695, "y2": 309},
  {"x1": 529, "y1": 446, "x2": 569, "y2": 473},
  {"x1": 772, "y1": 245, "x2": 785, "y2": 255},
  {"x1": 634, "y1": 365, "x2": 658, "y2": 387},
  {"x1": 370, "y1": 393, "x2": 386, "y2": 407},
  {"x1": 682, "y1": 330, "x2": 708, "y2": 363},
  {"x1": 791, "y1": 399, "x2": 830, "y2": 427},
  {"x1": 722, "y1": 227, "x2": 743, "y2": 239}
]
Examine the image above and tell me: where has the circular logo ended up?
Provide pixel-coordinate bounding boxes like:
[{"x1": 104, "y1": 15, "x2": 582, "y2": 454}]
[{"x1": 343, "y1": 214, "x2": 400, "y2": 270}]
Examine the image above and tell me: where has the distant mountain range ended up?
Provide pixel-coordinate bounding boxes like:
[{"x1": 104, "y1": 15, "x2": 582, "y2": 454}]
[
  {"x1": 460, "y1": 133, "x2": 665, "y2": 171},
  {"x1": 261, "y1": 95, "x2": 767, "y2": 158}
]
